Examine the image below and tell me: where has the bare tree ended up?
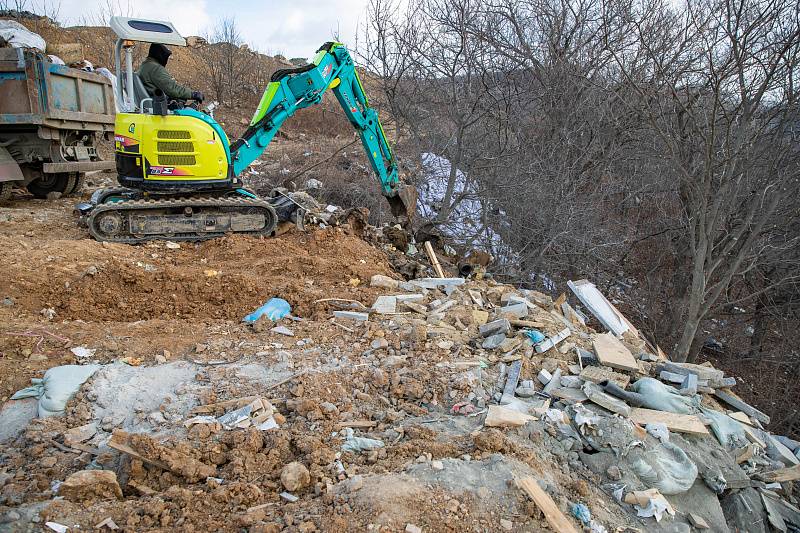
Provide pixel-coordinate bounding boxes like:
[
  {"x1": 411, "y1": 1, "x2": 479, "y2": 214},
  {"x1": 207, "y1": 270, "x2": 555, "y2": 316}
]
[
  {"x1": 200, "y1": 17, "x2": 256, "y2": 105},
  {"x1": 606, "y1": 0, "x2": 800, "y2": 361}
]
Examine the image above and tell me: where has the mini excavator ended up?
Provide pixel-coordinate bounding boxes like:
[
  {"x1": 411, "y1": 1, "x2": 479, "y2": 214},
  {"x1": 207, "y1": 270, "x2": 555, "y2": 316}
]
[{"x1": 77, "y1": 17, "x2": 416, "y2": 243}]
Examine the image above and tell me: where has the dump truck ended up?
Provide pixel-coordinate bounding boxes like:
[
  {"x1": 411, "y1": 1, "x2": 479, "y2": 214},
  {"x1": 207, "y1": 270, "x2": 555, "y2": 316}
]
[{"x1": 0, "y1": 47, "x2": 115, "y2": 200}]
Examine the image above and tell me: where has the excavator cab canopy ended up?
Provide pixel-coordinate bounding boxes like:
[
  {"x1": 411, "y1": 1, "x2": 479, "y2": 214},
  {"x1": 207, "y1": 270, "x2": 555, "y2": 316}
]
[{"x1": 109, "y1": 16, "x2": 186, "y2": 112}]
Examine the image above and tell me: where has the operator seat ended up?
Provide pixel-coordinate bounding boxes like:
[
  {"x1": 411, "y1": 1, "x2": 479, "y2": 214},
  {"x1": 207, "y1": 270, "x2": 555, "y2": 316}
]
[{"x1": 120, "y1": 71, "x2": 153, "y2": 112}]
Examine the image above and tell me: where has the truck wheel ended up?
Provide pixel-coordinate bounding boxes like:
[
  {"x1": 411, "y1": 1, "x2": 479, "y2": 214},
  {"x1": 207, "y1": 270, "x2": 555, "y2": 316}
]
[
  {"x1": 66, "y1": 173, "x2": 85, "y2": 197},
  {"x1": 0, "y1": 182, "x2": 14, "y2": 201},
  {"x1": 26, "y1": 173, "x2": 70, "y2": 199}
]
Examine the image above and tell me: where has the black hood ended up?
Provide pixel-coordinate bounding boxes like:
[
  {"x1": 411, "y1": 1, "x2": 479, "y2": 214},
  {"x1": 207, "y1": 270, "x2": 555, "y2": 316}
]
[{"x1": 148, "y1": 43, "x2": 172, "y2": 67}]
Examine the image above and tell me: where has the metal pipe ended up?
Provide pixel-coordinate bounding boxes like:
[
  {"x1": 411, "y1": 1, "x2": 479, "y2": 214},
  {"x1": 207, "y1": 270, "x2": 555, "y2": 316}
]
[
  {"x1": 114, "y1": 39, "x2": 124, "y2": 108},
  {"x1": 458, "y1": 262, "x2": 474, "y2": 277},
  {"x1": 124, "y1": 44, "x2": 134, "y2": 111}
]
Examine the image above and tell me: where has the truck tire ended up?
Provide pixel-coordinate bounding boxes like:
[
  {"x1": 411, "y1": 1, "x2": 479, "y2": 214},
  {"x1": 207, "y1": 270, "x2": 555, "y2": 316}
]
[
  {"x1": 0, "y1": 181, "x2": 13, "y2": 201},
  {"x1": 65, "y1": 173, "x2": 84, "y2": 197},
  {"x1": 26, "y1": 173, "x2": 70, "y2": 199}
]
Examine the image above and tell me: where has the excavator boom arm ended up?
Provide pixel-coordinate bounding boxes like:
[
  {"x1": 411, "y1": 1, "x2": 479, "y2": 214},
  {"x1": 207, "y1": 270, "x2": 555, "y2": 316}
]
[{"x1": 230, "y1": 43, "x2": 414, "y2": 219}]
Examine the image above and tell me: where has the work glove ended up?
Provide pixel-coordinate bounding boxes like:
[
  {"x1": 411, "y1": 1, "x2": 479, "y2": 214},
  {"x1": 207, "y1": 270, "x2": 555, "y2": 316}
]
[{"x1": 191, "y1": 91, "x2": 204, "y2": 102}]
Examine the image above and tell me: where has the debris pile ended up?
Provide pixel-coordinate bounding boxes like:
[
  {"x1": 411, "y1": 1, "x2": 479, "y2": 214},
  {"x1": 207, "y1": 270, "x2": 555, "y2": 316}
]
[{"x1": 0, "y1": 211, "x2": 798, "y2": 531}]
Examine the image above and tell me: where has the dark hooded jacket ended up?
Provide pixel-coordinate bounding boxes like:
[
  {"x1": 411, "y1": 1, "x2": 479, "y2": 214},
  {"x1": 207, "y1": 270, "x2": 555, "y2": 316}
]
[{"x1": 136, "y1": 43, "x2": 193, "y2": 99}]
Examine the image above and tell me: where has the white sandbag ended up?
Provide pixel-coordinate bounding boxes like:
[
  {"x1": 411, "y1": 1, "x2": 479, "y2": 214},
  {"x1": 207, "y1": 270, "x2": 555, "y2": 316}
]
[
  {"x1": 630, "y1": 377, "x2": 700, "y2": 415},
  {"x1": 629, "y1": 441, "x2": 698, "y2": 495},
  {"x1": 0, "y1": 20, "x2": 46, "y2": 51},
  {"x1": 11, "y1": 364, "x2": 101, "y2": 417},
  {"x1": 48, "y1": 54, "x2": 65, "y2": 65}
]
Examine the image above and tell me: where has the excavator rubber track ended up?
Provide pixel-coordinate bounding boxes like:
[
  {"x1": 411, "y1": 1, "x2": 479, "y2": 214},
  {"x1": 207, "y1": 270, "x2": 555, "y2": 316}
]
[{"x1": 86, "y1": 194, "x2": 278, "y2": 244}]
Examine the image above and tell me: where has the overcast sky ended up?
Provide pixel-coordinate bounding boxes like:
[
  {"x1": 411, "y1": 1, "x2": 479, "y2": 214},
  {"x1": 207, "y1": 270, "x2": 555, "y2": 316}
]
[{"x1": 55, "y1": 0, "x2": 371, "y2": 58}]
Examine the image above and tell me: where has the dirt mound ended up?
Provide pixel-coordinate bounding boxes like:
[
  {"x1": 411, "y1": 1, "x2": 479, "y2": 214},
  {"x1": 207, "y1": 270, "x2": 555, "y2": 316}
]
[{"x1": 0, "y1": 228, "x2": 395, "y2": 322}]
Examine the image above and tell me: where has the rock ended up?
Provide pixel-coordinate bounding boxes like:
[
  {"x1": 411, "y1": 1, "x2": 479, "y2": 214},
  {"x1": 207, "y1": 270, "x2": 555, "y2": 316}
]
[
  {"x1": 40, "y1": 456, "x2": 57, "y2": 468},
  {"x1": 333, "y1": 311, "x2": 369, "y2": 322},
  {"x1": 499, "y1": 519, "x2": 513, "y2": 531},
  {"x1": 471, "y1": 310, "x2": 489, "y2": 325},
  {"x1": 370, "y1": 274, "x2": 399, "y2": 289},
  {"x1": 154, "y1": 352, "x2": 167, "y2": 364},
  {"x1": 515, "y1": 386, "x2": 537, "y2": 398},
  {"x1": 405, "y1": 525, "x2": 423, "y2": 533},
  {"x1": 1, "y1": 297, "x2": 14, "y2": 307},
  {"x1": 64, "y1": 423, "x2": 97, "y2": 446},
  {"x1": 0, "y1": 472, "x2": 12, "y2": 488},
  {"x1": 59, "y1": 470, "x2": 122, "y2": 502},
  {"x1": 271, "y1": 325, "x2": 295, "y2": 337},
  {"x1": 252, "y1": 315, "x2": 271, "y2": 333},
  {"x1": 430, "y1": 460, "x2": 444, "y2": 471},
  {"x1": 1, "y1": 510, "x2": 21, "y2": 523},
  {"x1": 606, "y1": 465, "x2": 622, "y2": 481},
  {"x1": 371, "y1": 338, "x2": 389, "y2": 350},
  {"x1": 482, "y1": 333, "x2": 506, "y2": 350},
  {"x1": 436, "y1": 340, "x2": 454, "y2": 350},
  {"x1": 280, "y1": 462, "x2": 310, "y2": 492}
]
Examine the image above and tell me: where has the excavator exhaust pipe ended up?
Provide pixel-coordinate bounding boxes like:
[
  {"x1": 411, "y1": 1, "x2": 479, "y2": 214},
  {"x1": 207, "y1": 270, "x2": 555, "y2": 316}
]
[{"x1": 387, "y1": 184, "x2": 418, "y2": 227}]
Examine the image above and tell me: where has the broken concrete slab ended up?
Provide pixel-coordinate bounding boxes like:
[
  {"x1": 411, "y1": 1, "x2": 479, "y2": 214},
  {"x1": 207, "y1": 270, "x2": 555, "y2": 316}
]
[
  {"x1": 500, "y1": 360, "x2": 522, "y2": 405},
  {"x1": 592, "y1": 332, "x2": 638, "y2": 372},
  {"x1": 534, "y1": 328, "x2": 571, "y2": 353},
  {"x1": 333, "y1": 311, "x2": 369, "y2": 322},
  {"x1": 372, "y1": 295, "x2": 397, "y2": 314},
  {"x1": 579, "y1": 365, "x2": 630, "y2": 389},
  {"x1": 479, "y1": 319, "x2": 510, "y2": 338},
  {"x1": 713, "y1": 389, "x2": 770, "y2": 425},
  {"x1": 370, "y1": 274, "x2": 400, "y2": 289},
  {"x1": 542, "y1": 368, "x2": 563, "y2": 396},
  {"x1": 680, "y1": 373, "x2": 698, "y2": 396},
  {"x1": 582, "y1": 382, "x2": 631, "y2": 416},
  {"x1": 499, "y1": 302, "x2": 528, "y2": 319},
  {"x1": 409, "y1": 278, "x2": 465, "y2": 290},
  {"x1": 482, "y1": 334, "x2": 506, "y2": 349}
]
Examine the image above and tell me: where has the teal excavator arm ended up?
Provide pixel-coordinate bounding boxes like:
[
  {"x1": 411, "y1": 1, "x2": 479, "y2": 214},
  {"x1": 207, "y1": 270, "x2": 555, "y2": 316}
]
[{"x1": 230, "y1": 42, "x2": 416, "y2": 221}]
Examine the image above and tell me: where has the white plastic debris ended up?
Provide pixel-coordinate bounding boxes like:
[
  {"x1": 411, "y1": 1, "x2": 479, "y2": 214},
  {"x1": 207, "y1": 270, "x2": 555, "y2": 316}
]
[
  {"x1": 0, "y1": 20, "x2": 46, "y2": 50},
  {"x1": 70, "y1": 346, "x2": 96, "y2": 358},
  {"x1": 341, "y1": 427, "x2": 384, "y2": 453},
  {"x1": 45, "y1": 522, "x2": 68, "y2": 533}
]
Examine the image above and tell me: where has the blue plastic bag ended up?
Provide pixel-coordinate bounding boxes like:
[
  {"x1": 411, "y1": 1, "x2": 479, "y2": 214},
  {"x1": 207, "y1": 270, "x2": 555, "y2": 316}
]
[
  {"x1": 571, "y1": 503, "x2": 592, "y2": 525},
  {"x1": 243, "y1": 298, "x2": 291, "y2": 323},
  {"x1": 524, "y1": 329, "x2": 545, "y2": 343}
]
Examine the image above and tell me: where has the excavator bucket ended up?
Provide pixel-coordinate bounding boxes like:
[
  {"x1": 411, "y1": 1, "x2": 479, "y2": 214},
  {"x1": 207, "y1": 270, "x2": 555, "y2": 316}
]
[{"x1": 387, "y1": 184, "x2": 418, "y2": 226}]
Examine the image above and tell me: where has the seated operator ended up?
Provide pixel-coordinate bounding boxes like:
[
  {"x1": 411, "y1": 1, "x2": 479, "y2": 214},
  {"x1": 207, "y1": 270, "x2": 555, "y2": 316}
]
[{"x1": 136, "y1": 43, "x2": 203, "y2": 102}]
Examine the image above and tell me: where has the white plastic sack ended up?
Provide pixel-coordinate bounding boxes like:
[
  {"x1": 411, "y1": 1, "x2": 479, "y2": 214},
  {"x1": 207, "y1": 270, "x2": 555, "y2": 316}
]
[
  {"x1": 630, "y1": 377, "x2": 700, "y2": 414},
  {"x1": 95, "y1": 68, "x2": 124, "y2": 113},
  {"x1": 629, "y1": 441, "x2": 698, "y2": 495},
  {"x1": 0, "y1": 20, "x2": 46, "y2": 51},
  {"x1": 11, "y1": 364, "x2": 101, "y2": 417},
  {"x1": 702, "y1": 408, "x2": 748, "y2": 449},
  {"x1": 48, "y1": 54, "x2": 64, "y2": 65}
]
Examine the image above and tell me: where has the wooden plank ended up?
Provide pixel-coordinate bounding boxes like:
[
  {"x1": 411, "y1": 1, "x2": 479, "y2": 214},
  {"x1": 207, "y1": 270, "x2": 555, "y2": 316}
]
[
  {"x1": 423, "y1": 241, "x2": 445, "y2": 278},
  {"x1": 592, "y1": 333, "x2": 638, "y2": 372},
  {"x1": 713, "y1": 389, "x2": 770, "y2": 425},
  {"x1": 336, "y1": 420, "x2": 377, "y2": 429},
  {"x1": 515, "y1": 476, "x2": 579, "y2": 533},
  {"x1": 628, "y1": 407, "x2": 709, "y2": 435}
]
